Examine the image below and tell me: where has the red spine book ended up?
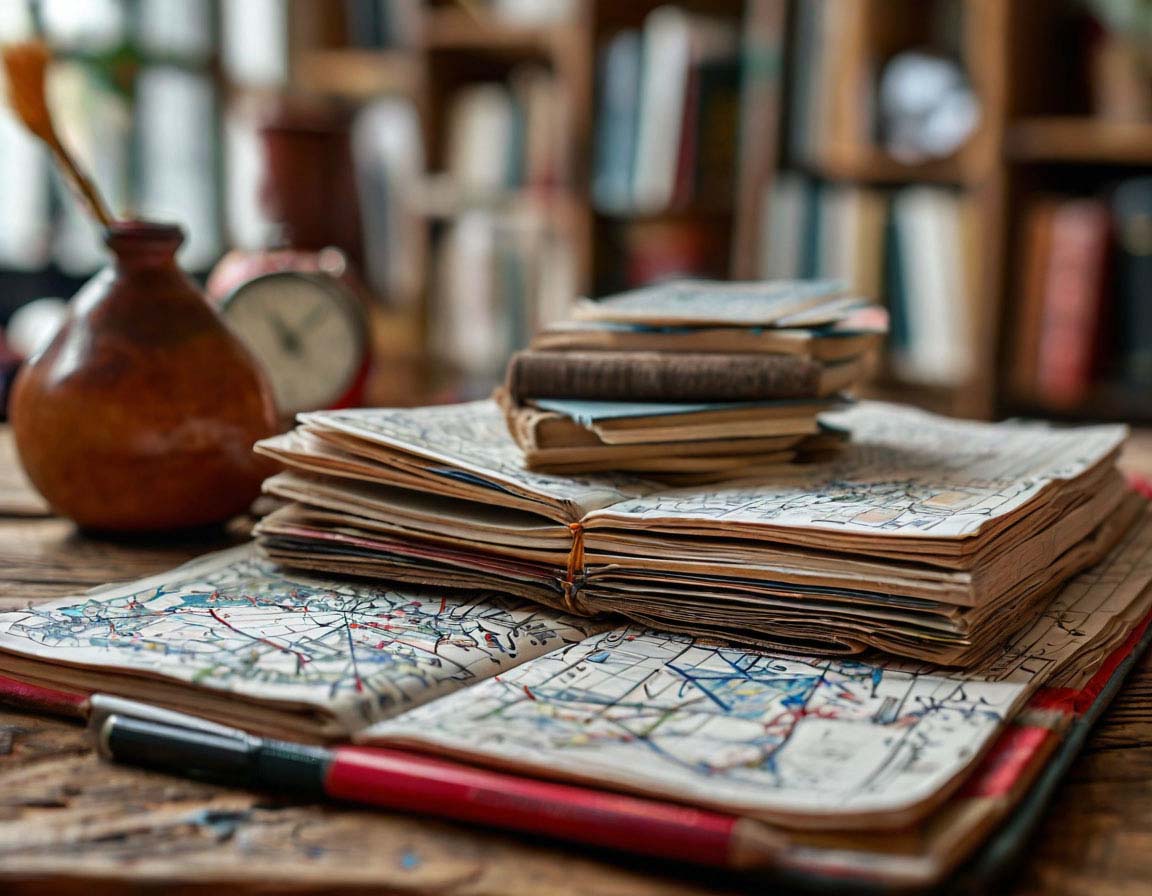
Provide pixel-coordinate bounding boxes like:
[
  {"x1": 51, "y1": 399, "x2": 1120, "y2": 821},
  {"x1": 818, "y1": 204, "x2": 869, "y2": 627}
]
[{"x1": 1035, "y1": 199, "x2": 1112, "y2": 408}]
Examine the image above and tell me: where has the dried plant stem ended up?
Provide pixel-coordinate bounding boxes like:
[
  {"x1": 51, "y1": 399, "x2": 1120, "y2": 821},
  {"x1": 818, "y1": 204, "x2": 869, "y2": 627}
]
[{"x1": 2, "y1": 41, "x2": 115, "y2": 228}]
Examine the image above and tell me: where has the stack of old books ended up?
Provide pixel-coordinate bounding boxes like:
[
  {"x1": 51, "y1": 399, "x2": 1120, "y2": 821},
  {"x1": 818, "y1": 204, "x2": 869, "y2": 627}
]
[
  {"x1": 251, "y1": 397, "x2": 1133, "y2": 666},
  {"x1": 498, "y1": 279, "x2": 886, "y2": 480}
]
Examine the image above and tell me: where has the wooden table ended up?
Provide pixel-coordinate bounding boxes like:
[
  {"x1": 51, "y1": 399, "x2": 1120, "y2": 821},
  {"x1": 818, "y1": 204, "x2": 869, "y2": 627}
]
[{"x1": 1, "y1": 428, "x2": 1151, "y2": 895}]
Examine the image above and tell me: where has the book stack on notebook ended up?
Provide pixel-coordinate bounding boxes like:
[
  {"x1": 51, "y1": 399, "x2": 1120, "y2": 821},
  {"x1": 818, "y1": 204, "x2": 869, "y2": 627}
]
[
  {"x1": 499, "y1": 279, "x2": 886, "y2": 479},
  {"x1": 251, "y1": 398, "x2": 1133, "y2": 666},
  {"x1": 1, "y1": 520, "x2": 1151, "y2": 889}
]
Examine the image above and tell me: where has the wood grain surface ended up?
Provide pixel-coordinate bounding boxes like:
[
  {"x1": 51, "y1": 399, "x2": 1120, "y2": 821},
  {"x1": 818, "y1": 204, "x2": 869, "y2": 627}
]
[{"x1": 0, "y1": 427, "x2": 1150, "y2": 895}]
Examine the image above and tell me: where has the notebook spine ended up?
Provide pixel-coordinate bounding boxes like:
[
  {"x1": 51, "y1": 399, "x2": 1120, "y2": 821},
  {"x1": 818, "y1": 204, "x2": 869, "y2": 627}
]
[{"x1": 506, "y1": 351, "x2": 821, "y2": 402}]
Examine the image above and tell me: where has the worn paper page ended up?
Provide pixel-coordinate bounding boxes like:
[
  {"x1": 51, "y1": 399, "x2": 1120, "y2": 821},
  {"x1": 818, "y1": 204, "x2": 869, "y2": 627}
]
[
  {"x1": 361, "y1": 511, "x2": 1152, "y2": 825},
  {"x1": 586, "y1": 402, "x2": 1126, "y2": 542},
  {"x1": 0, "y1": 546, "x2": 605, "y2": 735},
  {"x1": 296, "y1": 401, "x2": 652, "y2": 518},
  {"x1": 362, "y1": 627, "x2": 1025, "y2": 824}
]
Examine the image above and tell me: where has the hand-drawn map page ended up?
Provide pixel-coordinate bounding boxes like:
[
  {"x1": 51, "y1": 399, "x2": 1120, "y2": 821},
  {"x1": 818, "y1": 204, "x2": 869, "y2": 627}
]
[
  {"x1": 362, "y1": 511, "x2": 1152, "y2": 825},
  {"x1": 0, "y1": 546, "x2": 604, "y2": 735},
  {"x1": 586, "y1": 402, "x2": 1127, "y2": 541},
  {"x1": 299, "y1": 401, "x2": 652, "y2": 517},
  {"x1": 572, "y1": 279, "x2": 850, "y2": 326}
]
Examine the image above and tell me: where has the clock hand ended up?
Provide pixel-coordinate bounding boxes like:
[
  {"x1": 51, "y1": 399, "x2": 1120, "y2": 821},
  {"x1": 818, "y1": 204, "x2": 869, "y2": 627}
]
[
  {"x1": 299, "y1": 302, "x2": 330, "y2": 331},
  {"x1": 269, "y1": 313, "x2": 302, "y2": 355}
]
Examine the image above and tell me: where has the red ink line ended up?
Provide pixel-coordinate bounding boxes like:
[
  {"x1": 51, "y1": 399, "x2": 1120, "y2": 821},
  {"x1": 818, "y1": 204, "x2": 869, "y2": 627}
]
[{"x1": 208, "y1": 608, "x2": 309, "y2": 665}]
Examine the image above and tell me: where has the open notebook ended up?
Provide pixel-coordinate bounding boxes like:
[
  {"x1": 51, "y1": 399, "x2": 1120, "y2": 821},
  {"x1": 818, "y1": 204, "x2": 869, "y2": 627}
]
[
  {"x1": 0, "y1": 513, "x2": 1150, "y2": 886},
  {"x1": 0, "y1": 518, "x2": 1148, "y2": 808},
  {"x1": 253, "y1": 399, "x2": 1131, "y2": 664}
]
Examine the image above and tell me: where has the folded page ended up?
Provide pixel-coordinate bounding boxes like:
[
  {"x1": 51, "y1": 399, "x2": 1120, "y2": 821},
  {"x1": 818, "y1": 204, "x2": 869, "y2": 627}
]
[{"x1": 293, "y1": 401, "x2": 652, "y2": 521}]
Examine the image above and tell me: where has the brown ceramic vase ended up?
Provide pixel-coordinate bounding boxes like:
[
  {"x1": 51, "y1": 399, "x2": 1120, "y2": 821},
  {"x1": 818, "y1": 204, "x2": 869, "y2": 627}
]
[{"x1": 10, "y1": 221, "x2": 279, "y2": 532}]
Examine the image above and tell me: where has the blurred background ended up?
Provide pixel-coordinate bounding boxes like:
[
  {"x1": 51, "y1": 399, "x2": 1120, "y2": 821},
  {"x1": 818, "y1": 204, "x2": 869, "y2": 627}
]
[{"x1": 0, "y1": 0, "x2": 1149, "y2": 421}]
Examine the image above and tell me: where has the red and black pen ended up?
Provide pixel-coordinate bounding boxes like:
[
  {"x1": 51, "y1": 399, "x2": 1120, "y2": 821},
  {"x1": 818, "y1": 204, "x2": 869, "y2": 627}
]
[{"x1": 92, "y1": 710, "x2": 784, "y2": 870}]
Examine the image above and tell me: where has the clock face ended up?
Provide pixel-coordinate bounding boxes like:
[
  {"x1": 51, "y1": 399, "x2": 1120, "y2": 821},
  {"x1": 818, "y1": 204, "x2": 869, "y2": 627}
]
[{"x1": 221, "y1": 273, "x2": 367, "y2": 415}]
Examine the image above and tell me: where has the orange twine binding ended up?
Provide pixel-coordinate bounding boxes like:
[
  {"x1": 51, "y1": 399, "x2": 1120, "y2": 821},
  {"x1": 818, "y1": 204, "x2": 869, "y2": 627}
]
[{"x1": 562, "y1": 522, "x2": 586, "y2": 613}]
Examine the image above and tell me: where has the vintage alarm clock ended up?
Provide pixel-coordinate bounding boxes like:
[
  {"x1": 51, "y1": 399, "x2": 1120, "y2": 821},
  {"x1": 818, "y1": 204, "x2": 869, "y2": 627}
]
[{"x1": 219, "y1": 271, "x2": 371, "y2": 416}]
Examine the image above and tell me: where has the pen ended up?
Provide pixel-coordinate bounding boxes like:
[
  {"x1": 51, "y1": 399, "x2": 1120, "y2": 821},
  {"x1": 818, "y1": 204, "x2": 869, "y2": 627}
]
[{"x1": 94, "y1": 711, "x2": 785, "y2": 870}]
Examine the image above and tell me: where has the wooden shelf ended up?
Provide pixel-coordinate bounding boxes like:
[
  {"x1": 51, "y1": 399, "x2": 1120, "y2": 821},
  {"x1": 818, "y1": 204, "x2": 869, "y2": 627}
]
[
  {"x1": 592, "y1": 206, "x2": 735, "y2": 223},
  {"x1": 1008, "y1": 118, "x2": 1152, "y2": 165},
  {"x1": 423, "y1": 6, "x2": 569, "y2": 58},
  {"x1": 416, "y1": 177, "x2": 586, "y2": 222},
  {"x1": 803, "y1": 148, "x2": 970, "y2": 186}
]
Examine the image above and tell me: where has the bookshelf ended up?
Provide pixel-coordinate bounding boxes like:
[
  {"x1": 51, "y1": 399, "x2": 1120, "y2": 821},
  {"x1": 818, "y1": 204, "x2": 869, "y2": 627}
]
[
  {"x1": 6, "y1": 0, "x2": 1120, "y2": 419},
  {"x1": 735, "y1": 0, "x2": 1152, "y2": 423},
  {"x1": 293, "y1": 0, "x2": 753, "y2": 398},
  {"x1": 289, "y1": 0, "x2": 1016, "y2": 412}
]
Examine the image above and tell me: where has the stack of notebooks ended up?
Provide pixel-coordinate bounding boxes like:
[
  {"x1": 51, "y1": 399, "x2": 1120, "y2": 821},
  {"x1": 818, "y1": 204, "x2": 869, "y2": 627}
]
[
  {"x1": 0, "y1": 513, "x2": 1150, "y2": 889},
  {"x1": 499, "y1": 279, "x2": 886, "y2": 479},
  {"x1": 251, "y1": 399, "x2": 1132, "y2": 665}
]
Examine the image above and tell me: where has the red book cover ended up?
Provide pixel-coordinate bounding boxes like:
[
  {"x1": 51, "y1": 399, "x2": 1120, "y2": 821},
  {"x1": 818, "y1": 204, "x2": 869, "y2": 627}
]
[{"x1": 1035, "y1": 199, "x2": 1112, "y2": 408}]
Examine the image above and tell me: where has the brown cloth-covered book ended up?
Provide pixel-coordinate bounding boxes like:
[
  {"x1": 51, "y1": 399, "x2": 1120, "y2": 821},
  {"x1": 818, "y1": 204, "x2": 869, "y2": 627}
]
[{"x1": 506, "y1": 350, "x2": 865, "y2": 403}]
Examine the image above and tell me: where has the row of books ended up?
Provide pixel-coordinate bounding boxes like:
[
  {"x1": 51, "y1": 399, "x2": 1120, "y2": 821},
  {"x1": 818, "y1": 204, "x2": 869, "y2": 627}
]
[
  {"x1": 760, "y1": 173, "x2": 975, "y2": 387},
  {"x1": 437, "y1": 66, "x2": 572, "y2": 201},
  {"x1": 1010, "y1": 178, "x2": 1152, "y2": 410},
  {"x1": 592, "y1": 6, "x2": 740, "y2": 214},
  {"x1": 429, "y1": 207, "x2": 577, "y2": 389}
]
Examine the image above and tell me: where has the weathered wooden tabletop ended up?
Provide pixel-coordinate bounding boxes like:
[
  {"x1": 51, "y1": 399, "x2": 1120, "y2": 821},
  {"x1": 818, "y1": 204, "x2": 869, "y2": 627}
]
[{"x1": 1, "y1": 427, "x2": 1151, "y2": 895}]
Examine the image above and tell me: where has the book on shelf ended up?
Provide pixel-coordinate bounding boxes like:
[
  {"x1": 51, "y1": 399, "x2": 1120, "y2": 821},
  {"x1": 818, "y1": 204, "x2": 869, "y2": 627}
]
[
  {"x1": 220, "y1": 0, "x2": 289, "y2": 88},
  {"x1": 632, "y1": 6, "x2": 738, "y2": 212},
  {"x1": 1010, "y1": 180, "x2": 1152, "y2": 409},
  {"x1": 1034, "y1": 198, "x2": 1112, "y2": 409},
  {"x1": 592, "y1": 29, "x2": 642, "y2": 213},
  {"x1": 343, "y1": 0, "x2": 420, "y2": 49},
  {"x1": 429, "y1": 209, "x2": 576, "y2": 388},
  {"x1": 1114, "y1": 177, "x2": 1152, "y2": 388},
  {"x1": 786, "y1": 0, "x2": 868, "y2": 171},
  {"x1": 1009, "y1": 199, "x2": 1059, "y2": 401},
  {"x1": 759, "y1": 174, "x2": 886, "y2": 300},
  {"x1": 442, "y1": 67, "x2": 568, "y2": 202},
  {"x1": 887, "y1": 186, "x2": 974, "y2": 387},
  {"x1": 593, "y1": 6, "x2": 739, "y2": 215},
  {"x1": 351, "y1": 97, "x2": 426, "y2": 306},
  {"x1": 2, "y1": 485, "x2": 1151, "y2": 889},
  {"x1": 759, "y1": 176, "x2": 974, "y2": 388}
]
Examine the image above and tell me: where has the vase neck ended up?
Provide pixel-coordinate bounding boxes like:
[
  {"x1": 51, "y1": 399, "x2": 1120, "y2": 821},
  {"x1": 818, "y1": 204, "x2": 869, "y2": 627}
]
[{"x1": 104, "y1": 221, "x2": 184, "y2": 270}]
